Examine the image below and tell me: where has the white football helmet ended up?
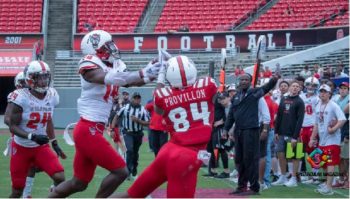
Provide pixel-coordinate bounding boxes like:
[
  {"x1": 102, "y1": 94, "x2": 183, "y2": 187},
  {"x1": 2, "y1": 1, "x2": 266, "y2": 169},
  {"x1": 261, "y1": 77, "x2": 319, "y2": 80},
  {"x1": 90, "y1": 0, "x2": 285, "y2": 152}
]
[
  {"x1": 14, "y1": 71, "x2": 26, "y2": 89},
  {"x1": 24, "y1": 61, "x2": 51, "y2": 93},
  {"x1": 165, "y1": 55, "x2": 197, "y2": 88},
  {"x1": 304, "y1": 76, "x2": 320, "y2": 94},
  {"x1": 81, "y1": 30, "x2": 120, "y2": 63}
]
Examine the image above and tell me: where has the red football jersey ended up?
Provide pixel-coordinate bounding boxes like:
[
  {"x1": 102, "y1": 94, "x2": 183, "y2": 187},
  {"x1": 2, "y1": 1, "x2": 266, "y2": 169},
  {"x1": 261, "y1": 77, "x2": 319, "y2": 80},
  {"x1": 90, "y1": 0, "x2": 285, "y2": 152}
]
[{"x1": 154, "y1": 77, "x2": 217, "y2": 150}]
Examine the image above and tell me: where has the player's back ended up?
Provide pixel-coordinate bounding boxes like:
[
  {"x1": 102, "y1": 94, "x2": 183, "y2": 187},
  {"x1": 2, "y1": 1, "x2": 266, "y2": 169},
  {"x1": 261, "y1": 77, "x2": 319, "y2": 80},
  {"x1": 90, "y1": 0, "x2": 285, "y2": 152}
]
[
  {"x1": 77, "y1": 55, "x2": 118, "y2": 123},
  {"x1": 154, "y1": 77, "x2": 217, "y2": 150}
]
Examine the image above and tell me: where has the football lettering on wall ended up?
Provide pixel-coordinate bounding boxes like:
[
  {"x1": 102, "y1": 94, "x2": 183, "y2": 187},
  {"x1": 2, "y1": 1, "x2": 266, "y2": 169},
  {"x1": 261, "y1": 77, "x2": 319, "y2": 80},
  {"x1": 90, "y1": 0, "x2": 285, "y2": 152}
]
[{"x1": 73, "y1": 27, "x2": 348, "y2": 52}]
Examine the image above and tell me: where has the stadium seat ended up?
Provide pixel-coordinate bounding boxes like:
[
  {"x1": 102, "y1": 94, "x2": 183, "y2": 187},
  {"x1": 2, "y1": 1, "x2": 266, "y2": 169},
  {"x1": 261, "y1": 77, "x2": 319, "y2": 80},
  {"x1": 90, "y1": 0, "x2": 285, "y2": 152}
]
[
  {"x1": 154, "y1": 0, "x2": 265, "y2": 32},
  {"x1": 246, "y1": 0, "x2": 349, "y2": 30},
  {"x1": 76, "y1": 0, "x2": 148, "y2": 33}
]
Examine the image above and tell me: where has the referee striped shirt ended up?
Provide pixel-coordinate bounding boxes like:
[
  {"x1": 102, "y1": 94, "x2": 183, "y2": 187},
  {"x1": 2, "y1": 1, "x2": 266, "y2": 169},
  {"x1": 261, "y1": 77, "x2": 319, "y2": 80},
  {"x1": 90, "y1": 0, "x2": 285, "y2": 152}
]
[{"x1": 117, "y1": 103, "x2": 150, "y2": 132}]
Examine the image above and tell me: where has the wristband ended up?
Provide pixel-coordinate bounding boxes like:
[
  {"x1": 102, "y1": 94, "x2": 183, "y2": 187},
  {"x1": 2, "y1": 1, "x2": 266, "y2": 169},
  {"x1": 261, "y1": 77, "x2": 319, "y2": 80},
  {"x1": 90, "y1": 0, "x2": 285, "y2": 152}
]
[
  {"x1": 50, "y1": 138, "x2": 57, "y2": 143},
  {"x1": 27, "y1": 133, "x2": 33, "y2": 140}
]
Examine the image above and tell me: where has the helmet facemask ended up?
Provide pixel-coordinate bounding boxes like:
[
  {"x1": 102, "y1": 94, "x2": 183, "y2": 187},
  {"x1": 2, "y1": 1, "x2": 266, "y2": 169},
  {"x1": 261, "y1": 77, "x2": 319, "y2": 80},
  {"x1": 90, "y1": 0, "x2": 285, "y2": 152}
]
[
  {"x1": 27, "y1": 72, "x2": 51, "y2": 93},
  {"x1": 305, "y1": 82, "x2": 319, "y2": 94},
  {"x1": 96, "y1": 41, "x2": 120, "y2": 63}
]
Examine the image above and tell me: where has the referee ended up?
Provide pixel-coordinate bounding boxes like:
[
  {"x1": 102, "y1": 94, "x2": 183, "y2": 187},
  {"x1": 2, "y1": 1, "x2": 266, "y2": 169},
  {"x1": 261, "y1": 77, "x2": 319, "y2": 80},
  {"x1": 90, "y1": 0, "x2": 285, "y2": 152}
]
[{"x1": 114, "y1": 92, "x2": 149, "y2": 178}]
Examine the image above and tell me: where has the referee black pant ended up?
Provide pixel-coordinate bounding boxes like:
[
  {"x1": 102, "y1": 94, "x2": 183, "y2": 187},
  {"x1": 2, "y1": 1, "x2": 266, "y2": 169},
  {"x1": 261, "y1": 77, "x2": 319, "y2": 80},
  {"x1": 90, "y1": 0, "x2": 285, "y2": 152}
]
[
  {"x1": 123, "y1": 130, "x2": 144, "y2": 176},
  {"x1": 234, "y1": 128, "x2": 260, "y2": 192}
]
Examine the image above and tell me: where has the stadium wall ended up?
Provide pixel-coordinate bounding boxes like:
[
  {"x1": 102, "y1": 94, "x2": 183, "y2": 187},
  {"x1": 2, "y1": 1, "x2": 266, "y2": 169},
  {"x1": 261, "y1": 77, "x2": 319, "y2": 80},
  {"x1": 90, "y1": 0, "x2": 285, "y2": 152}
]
[{"x1": 73, "y1": 27, "x2": 348, "y2": 52}]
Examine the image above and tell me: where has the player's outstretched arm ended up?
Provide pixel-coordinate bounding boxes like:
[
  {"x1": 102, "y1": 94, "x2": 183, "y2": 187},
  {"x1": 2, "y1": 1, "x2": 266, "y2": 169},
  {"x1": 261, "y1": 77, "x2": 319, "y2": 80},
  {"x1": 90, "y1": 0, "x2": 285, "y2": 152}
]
[{"x1": 82, "y1": 61, "x2": 162, "y2": 87}]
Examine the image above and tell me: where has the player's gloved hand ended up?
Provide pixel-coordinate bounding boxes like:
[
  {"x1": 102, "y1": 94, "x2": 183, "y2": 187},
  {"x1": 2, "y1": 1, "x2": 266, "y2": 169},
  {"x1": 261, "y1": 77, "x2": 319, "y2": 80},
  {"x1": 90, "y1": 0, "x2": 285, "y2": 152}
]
[
  {"x1": 51, "y1": 139, "x2": 67, "y2": 159},
  {"x1": 28, "y1": 133, "x2": 49, "y2": 145},
  {"x1": 140, "y1": 61, "x2": 162, "y2": 81}
]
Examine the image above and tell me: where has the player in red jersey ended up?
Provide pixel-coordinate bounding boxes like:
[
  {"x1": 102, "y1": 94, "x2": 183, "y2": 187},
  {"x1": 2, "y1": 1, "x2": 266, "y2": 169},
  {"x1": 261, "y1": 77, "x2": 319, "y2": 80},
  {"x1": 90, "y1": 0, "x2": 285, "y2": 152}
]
[{"x1": 112, "y1": 55, "x2": 217, "y2": 198}]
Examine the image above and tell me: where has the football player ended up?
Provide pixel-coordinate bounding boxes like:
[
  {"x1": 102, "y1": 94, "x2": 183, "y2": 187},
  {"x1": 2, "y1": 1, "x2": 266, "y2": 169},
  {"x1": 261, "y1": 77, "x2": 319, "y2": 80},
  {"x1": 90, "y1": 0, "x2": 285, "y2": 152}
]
[
  {"x1": 5, "y1": 61, "x2": 65, "y2": 198},
  {"x1": 48, "y1": 30, "x2": 162, "y2": 198},
  {"x1": 112, "y1": 55, "x2": 217, "y2": 198}
]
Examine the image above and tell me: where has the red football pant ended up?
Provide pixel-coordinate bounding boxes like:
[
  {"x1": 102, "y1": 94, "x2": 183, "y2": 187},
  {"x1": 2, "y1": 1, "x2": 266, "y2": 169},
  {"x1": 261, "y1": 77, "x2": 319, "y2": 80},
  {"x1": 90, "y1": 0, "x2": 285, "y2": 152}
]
[
  {"x1": 128, "y1": 142, "x2": 203, "y2": 198},
  {"x1": 300, "y1": 126, "x2": 317, "y2": 154},
  {"x1": 10, "y1": 142, "x2": 64, "y2": 189},
  {"x1": 73, "y1": 118, "x2": 126, "y2": 183}
]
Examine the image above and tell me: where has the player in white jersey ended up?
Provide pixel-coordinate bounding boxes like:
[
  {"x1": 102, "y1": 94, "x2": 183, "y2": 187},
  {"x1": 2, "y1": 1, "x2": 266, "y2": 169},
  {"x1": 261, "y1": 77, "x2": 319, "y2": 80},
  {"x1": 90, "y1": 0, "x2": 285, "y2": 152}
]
[
  {"x1": 309, "y1": 84, "x2": 346, "y2": 195},
  {"x1": 49, "y1": 30, "x2": 163, "y2": 198},
  {"x1": 300, "y1": 77, "x2": 320, "y2": 154},
  {"x1": 5, "y1": 61, "x2": 65, "y2": 198}
]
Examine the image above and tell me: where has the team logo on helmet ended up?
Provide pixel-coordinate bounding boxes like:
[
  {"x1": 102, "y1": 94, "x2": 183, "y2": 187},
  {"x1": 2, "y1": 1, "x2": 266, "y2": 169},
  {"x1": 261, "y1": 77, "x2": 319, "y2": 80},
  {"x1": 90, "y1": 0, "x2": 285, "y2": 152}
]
[{"x1": 89, "y1": 33, "x2": 100, "y2": 49}]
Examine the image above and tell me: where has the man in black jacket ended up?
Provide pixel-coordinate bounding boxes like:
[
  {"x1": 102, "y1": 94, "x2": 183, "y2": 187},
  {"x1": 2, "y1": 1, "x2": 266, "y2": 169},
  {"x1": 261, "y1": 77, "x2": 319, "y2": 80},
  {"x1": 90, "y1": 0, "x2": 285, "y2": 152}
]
[
  {"x1": 224, "y1": 74, "x2": 278, "y2": 195},
  {"x1": 272, "y1": 81, "x2": 305, "y2": 187}
]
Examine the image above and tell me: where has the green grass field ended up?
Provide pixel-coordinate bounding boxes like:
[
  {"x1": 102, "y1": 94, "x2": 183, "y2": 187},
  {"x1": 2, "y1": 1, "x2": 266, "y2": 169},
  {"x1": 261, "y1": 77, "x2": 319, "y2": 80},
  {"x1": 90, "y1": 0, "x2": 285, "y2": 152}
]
[{"x1": 0, "y1": 131, "x2": 348, "y2": 198}]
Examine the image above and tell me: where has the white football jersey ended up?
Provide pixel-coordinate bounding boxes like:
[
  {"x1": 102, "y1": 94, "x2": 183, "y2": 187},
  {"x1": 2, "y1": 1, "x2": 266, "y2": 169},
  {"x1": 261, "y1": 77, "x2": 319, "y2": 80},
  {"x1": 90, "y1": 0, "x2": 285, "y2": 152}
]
[
  {"x1": 300, "y1": 93, "x2": 319, "y2": 127},
  {"x1": 77, "y1": 55, "x2": 119, "y2": 123},
  {"x1": 7, "y1": 88, "x2": 59, "y2": 147}
]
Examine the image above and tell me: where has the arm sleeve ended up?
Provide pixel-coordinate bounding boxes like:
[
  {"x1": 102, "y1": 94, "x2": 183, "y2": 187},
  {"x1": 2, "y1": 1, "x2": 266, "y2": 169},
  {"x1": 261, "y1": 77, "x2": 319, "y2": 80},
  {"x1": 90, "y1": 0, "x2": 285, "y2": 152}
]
[
  {"x1": 259, "y1": 98, "x2": 271, "y2": 125},
  {"x1": 334, "y1": 103, "x2": 346, "y2": 121},
  {"x1": 7, "y1": 90, "x2": 25, "y2": 108},
  {"x1": 274, "y1": 99, "x2": 284, "y2": 135},
  {"x1": 261, "y1": 77, "x2": 278, "y2": 95},
  {"x1": 224, "y1": 103, "x2": 235, "y2": 132},
  {"x1": 292, "y1": 99, "x2": 305, "y2": 139},
  {"x1": 142, "y1": 108, "x2": 150, "y2": 122},
  {"x1": 117, "y1": 107, "x2": 125, "y2": 117}
]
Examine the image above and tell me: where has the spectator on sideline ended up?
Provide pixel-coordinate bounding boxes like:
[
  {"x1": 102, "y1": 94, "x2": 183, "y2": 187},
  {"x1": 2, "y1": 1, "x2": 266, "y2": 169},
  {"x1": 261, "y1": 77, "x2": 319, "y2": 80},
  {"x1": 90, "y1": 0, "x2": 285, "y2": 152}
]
[
  {"x1": 263, "y1": 91, "x2": 279, "y2": 188},
  {"x1": 310, "y1": 84, "x2": 346, "y2": 195},
  {"x1": 273, "y1": 81, "x2": 305, "y2": 187},
  {"x1": 335, "y1": 64, "x2": 349, "y2": 78},
  {"x1": 299, "y1": 65, "x2": 312, "y2": 79},
  {"x1": 263, "y1": 66, "x2": 272, "y2": 78},
  {"x1": 275, "y1": 63, "x2": 282, "y2": 77},
  {"x1": 224, "y1": 74, "x2": 278, "y2": 195},
  {"x1": 272, "y1": 80, "x2": 290, "y2": 104},
  {"x1": 84, "y1": 17, "x2": 98, "y2": 32},
  {"x1": 323, "y1": 65, "x2": 334, "y2": 80},
  {"x1": 227, "y1": 84, "x2": 237, "y2": 99},
  {"x1": 203, "y1": 92, "x2": 231, "y2": 179},
  {"x1": 258, "y1": 97, "x2": 271, "y2": 190},
  {"x1": 234, "y1": 66, "x2": 245, "y2": 77},
  {"x1": 284, "y1": 3, "x2": 294, "y2": 15},
  {"x1": 116, "y1": 92, "x2": 150, "y2": 178},
  {"x1": 108, "y1": 95, "x2": 126, "y2": 155},
  {"x1": 34, "y1": 40, "x2": 43, "y2": 60},
  {"x1": 333, "y1": 82, "x2": 349, "y2": 189},
  {"x1": 145, "y1": 98, "x2": 168, "y2": 157},
  {"x1": 313, "y1": 64, "x2": 323, "y2": 79},
  {"x1": 122, "y1": 91, "x2": 130, "y2": 106}
]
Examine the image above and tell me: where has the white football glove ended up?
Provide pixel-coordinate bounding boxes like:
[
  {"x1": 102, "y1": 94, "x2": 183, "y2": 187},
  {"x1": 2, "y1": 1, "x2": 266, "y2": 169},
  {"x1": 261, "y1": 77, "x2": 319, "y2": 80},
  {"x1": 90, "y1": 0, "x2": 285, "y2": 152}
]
[
  {"x1": 113, "y1": 59, "x2": 127, "y2": 72},
  {"x1": 140, "y1": 61, "x2": 162, "y2": 80}
]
